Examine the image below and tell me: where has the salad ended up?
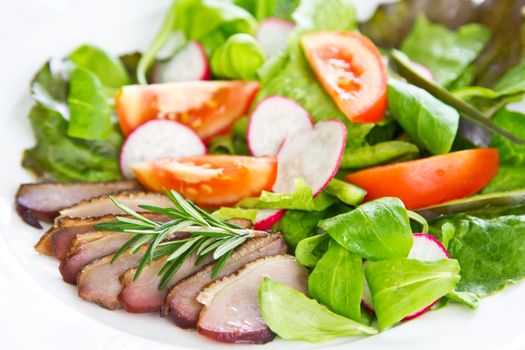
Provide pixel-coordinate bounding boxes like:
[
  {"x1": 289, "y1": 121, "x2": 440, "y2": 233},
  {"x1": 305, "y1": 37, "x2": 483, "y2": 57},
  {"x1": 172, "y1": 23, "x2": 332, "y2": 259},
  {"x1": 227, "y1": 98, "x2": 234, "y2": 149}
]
[{"x1": 14, "y1": 0, "x2": 525, "y2": 345}]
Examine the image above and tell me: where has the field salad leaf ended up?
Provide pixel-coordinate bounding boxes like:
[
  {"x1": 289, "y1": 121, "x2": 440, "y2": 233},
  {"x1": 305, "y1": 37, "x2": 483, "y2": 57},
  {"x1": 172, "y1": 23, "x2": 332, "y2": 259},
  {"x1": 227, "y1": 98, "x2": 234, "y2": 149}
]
[
  {"x1": 69, "y1": 44, "x2": 130, "y2": 89},
  {"x1": 400, "y1": 15, "x2": 490, "y2": 87},
  {"x1": 432, "y1": 214, "x2": 525, "y2": 296},
  {"x1": 365, "y1": 258, "x2": 460, "y2": 330},
  {"x1": 340, "y1": 141, "x2": 419, "y2": 169},
  {"x1": 210, "y1": 33, "x2": 265, "y2": 80},
  {"x1": 237, "y1": 178, "x2": 335, "y2": 211},
  {"x1": 388, "y1": 79, "x2": 459, "y2": 155},
  {"x1": 309, "y1": 242, "x2": 362, "y2": 321},
  {"x1": 22, "y1": 104, "x2": 122, "y2": 182},
  {"x1": 446, "y1": 290, "x2": 479, "y2": 310},
  {"x1": 273, "y1": 209, "x2": 325, "y2": 249},
  {"x1": 259, "y1": 278, "x2": 377, "y2": 342},
  {"x1": 319, "y1": 197, "x2": 413, "y2": 261},
  {"x1": 295, "y1": 233, "x2": 329, "y2": 268},
  {"x1": 67, "y1": 66, "x2": 112, "y2": 140}
]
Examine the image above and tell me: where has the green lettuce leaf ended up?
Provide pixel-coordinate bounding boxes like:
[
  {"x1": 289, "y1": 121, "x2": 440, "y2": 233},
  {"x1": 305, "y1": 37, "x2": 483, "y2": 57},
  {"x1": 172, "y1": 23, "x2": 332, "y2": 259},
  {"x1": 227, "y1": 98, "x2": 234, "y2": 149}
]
[
  {"x1": 295, "y1": 233, "x2": 329, "y2": 268},
  {"x1": 210, "y1": 33, "x2": 265, "y2": 80},
  {"x1": 400, "y1": 15, "x2": 490, "y2": 87},
  {"x1": 365, "y1": 258, "x2": 460, "y2": 330},
  {"x1": 22, "y1": 104, "x2": 122, "y2": 182},
  {"x1": 259, "y1": 278, "x2": 377, "y2": 342},
  {"x1": 67, "y1": 66, "x2": 112, "y2": 140},
  {"x1": 433, "y1": 214, "x2": 525, "y2": 296},
  {"x1": 272, "y1": 209, "x2": 325, "y2": 249},
  {"x1": 30, "y1": 60, "x2": 69, "y2": 118},
  {"x1": 309, "y1": 242, "x2": 363, "y2": 321},
  {"x1": 69, "y1": 44, "x2": 130, "y2": 89},
  {"x1": 237, "y1": 178, "x2": 335, "y2": 211},
  {"x1": 388, "y1": 79, "x2": 459, "y2": 154},
  {"x1": 319, "y1": 197, "x2": 413, "y2": 261}
]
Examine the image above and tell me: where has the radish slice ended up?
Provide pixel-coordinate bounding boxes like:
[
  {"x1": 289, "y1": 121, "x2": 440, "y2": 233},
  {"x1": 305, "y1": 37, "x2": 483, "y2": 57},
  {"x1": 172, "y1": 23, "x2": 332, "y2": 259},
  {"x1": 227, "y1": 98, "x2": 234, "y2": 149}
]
[
  {"x1": 272, "y1": 120, "x2": 347, "y2": 196},
  {"x1": 154, "y1": 40, "x2": 210, "y2": 83},
  {"x1": 254, "y1": 209, "x2": 285, "y2": 230},
  {"x1": 120, "y1": 120, "x2": 206, "y2": 179},
  {"x1": 247, "y1": 96, "x2": 313, "y2": 156},
  {"x1": 362, "y1": 234, "x2": 451, "y2": 318},
  {"x1": 256, "y1": 18, "x2": 295, "y2": 58},
  {"x1": 408, "y1": 233, "x2": 450, "y2": 261}
]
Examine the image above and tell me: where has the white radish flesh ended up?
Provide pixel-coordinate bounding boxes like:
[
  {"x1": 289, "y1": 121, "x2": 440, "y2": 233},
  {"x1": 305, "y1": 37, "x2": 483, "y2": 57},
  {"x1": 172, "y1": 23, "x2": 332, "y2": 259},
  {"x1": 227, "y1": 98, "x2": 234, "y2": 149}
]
[
  {"x1": 120, "y1": 120, "x2": 206, "y2": 179},
  {"x1": 256, "y1": 18, "x2": 295, "y2": 58},
  {"x1": 254, "y1": 209, "x2": 285, "y2": 230},
  {"x1": 155, "y1": 40, "x2": 210, "y2": 83},
  {"x1": 272, "y1": 120, "x2": 347, "y2": 196},
  {"x1": 247, "y1": 96, "x2": 313, "y2": 156}
]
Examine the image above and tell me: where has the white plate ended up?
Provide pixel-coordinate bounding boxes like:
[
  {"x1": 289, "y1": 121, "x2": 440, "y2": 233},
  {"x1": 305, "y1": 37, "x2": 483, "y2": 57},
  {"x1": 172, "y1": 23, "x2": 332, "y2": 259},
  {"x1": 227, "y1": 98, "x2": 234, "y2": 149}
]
[{"x1": 1, "y1": 1, "x2": 524, "y2": 349}]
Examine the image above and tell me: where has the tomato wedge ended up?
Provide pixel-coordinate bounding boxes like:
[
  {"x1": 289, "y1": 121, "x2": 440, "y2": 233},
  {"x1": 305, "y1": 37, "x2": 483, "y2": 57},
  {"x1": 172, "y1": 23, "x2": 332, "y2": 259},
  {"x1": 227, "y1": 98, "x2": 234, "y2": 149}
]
[
  {"x1": 301, "y1": 31, "x2": 387, "y2": 123},
  {"x1": 116, "y1": 81, "x2": 259, "y2": 141},
  {"x1": 132, "y1": 155, "x2": 277, "y2": 207},
  {"x1": 346, "y1": 149, "x2": 499, "y2": 209}
]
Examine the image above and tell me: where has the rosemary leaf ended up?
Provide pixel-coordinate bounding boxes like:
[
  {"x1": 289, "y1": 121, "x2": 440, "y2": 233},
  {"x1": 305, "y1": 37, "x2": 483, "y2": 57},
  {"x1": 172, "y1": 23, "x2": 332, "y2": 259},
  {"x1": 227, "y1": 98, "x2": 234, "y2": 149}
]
[
  {"x1": 213, "y1": 235, "x2": 247, "y2": 259},
  {"x1": 212, "y1": 249, "x2": 234, "y2": 278}
]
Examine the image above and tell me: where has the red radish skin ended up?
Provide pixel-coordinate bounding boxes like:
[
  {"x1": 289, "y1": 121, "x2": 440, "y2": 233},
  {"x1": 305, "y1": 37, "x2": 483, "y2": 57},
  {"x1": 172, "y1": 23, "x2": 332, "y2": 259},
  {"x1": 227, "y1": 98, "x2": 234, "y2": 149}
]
[
  {"x1": 405, "y1": 233, "x2": 450, "y2": 320},
  {"x1": 273, "y1": 119, "x2": 347, "y2": 196},
  {"x1": 256, "y1": 18, "x2": 295, "y2": 58},
  {"x1": 253, "y1": 209, "x2": 285, "y2": 230},
  {"x1": 247, "y1": 96, "x2": 313, "y2": 156},
  {"x1": 154, "y1": 40, "x2": 210, "y2": 82},
  {"x1": 119, "y1": 120, "x2": 206, "y2": 179}
]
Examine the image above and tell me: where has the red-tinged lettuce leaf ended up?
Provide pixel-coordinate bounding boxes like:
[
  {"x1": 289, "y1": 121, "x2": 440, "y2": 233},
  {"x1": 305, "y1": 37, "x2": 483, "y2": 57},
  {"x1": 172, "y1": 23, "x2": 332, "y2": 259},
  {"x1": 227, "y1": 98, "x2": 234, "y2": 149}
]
[{"x1": 361, "y1": 0, "x2": 525, "y2": 86}]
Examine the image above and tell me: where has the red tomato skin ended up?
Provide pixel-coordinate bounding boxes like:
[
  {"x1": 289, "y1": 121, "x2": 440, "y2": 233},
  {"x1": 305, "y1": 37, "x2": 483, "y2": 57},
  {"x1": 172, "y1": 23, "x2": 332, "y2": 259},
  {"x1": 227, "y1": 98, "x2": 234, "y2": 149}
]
[
  {"x1": 116, "y1": 81, "x2": 259, "y2": 142},
  {"x1": 346, "y1": 149, "x2": 499, "y2": 209},
  {"x1": 301, "y1": 31, "x2": 388, "y2": 123},
  {"x1": 133, "y1": 155, "x2": 277, "y2": 207}
]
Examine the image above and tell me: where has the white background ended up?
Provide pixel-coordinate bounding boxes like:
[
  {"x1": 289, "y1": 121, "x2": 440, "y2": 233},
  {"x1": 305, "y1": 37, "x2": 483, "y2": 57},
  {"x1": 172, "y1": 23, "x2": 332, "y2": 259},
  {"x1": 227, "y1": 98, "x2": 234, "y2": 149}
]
[{"x1": 1, "y1": 1, "x2": 524, "y2": 349}]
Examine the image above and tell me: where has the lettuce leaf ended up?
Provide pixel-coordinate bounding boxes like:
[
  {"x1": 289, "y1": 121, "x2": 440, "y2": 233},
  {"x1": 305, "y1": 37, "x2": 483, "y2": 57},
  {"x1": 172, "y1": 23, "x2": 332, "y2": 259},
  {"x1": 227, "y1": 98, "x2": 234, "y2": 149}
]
[
  {"x1": 400, "y1": 15, "x2": 490, "y2": 87},
  {"x1": 432, "y1": 214, "x2": 525, "y2": 296},
  {"x1": 22, "y1": 104, "x2": 122, "y2": 182},
  {"x1": 237, "y1": 178, "x2": 336, "y2": 211}
]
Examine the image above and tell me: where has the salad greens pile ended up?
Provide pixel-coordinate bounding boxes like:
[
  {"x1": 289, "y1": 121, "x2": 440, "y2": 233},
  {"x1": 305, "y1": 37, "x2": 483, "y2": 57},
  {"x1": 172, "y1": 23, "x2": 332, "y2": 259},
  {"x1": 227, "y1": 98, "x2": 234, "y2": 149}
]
[
  {"x1": 20, "y1": 0, "x2": 525, "y2": 344},
  {"x1": 23, "y1": 45, "x2": 132, "y2": 181}
]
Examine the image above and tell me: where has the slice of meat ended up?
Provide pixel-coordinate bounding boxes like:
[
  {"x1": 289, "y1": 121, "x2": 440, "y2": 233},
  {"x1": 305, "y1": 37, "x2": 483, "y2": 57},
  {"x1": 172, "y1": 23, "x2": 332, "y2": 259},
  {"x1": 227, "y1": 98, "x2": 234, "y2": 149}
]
[
  {"x1": 119, "y1": 254, "x2": 212, "y2": 313},
  {"x1": 117, "y1": 218, "x2": 253, "y2": 313},
  {"x1": 59, "y1": 231, "x2": 133, "y2": 285},
  {"x1": 78, "y1": 248, "x2": 147, "y2": 310},
  {"x1": 15, "y1": 180, "x2": 141, "y2": 228},
  {"x1": 196, "y1": 255, "x2": 308, "y2": 344},
  {"x1": 35, "y1": 213, "x2": 169, "y2": 259},
  {"x1": 163, "y1": 233, "x2": 287, "y2": 328},
  {"x1": 58, "y1": 192, "x2": 172, "y2": 219}
]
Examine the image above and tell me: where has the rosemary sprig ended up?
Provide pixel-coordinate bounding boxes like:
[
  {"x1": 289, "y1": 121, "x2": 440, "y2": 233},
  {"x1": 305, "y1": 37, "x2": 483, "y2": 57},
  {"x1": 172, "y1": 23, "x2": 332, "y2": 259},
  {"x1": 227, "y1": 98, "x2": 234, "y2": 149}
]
[{"x1": 94, "y1": 189, "x2": 267, "y2": 288}]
